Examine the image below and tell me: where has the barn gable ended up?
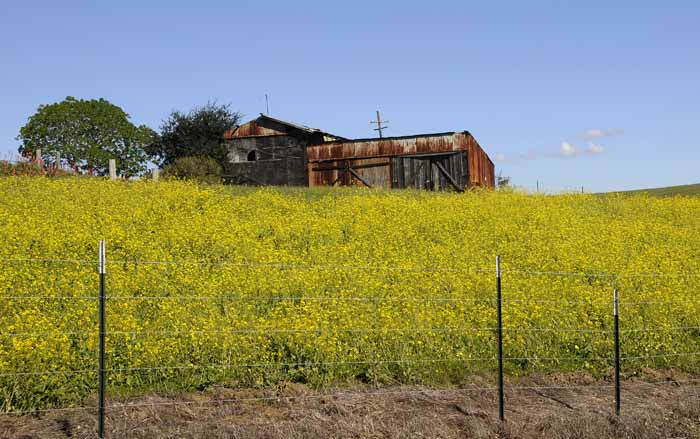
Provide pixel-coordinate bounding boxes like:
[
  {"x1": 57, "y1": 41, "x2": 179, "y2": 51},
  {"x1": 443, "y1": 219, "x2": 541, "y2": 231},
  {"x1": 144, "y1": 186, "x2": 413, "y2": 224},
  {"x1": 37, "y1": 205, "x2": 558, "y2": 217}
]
[{"x1": 223, "y1": 114, "x2": 344, "y2": 185}]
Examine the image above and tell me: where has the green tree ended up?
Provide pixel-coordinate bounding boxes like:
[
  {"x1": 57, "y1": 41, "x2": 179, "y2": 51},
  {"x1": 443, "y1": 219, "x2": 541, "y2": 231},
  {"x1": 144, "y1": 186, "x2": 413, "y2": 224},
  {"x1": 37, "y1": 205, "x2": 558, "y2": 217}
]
[
  {"x1": 17, "y1": 97, "x2": 155, "y2": 177},
  {"x1": 147, "y1": 102, "x2": 241, "y2": 168}
]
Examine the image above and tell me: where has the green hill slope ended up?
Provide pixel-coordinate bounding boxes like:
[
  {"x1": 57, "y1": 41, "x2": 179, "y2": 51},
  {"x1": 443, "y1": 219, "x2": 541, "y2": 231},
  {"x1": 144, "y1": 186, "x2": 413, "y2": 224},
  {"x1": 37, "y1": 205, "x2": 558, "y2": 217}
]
[{"x1": 612, "y1": 183, "x2": 700, "y2": 197}]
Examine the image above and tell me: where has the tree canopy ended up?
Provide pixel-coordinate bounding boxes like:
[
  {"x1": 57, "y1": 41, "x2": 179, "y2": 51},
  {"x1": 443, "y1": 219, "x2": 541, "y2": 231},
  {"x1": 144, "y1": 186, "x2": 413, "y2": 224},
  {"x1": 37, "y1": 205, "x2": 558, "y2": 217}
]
[
  {"x1": 147, "y1": 102, "x2": 241, "y2": 168},
  {"x1": 17, "y1": 97, "x2": 154, "y2": 177}
]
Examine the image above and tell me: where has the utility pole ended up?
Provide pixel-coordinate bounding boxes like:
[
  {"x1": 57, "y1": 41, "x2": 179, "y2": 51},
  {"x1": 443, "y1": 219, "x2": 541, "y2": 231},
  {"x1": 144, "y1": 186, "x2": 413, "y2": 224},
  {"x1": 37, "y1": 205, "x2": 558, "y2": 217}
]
[
  {"x1": 265, "y1": 94, "x2": 270, "y2": 115},
  {"x1": 370, "y1": 110, "x2": 389, "y2": 138}
]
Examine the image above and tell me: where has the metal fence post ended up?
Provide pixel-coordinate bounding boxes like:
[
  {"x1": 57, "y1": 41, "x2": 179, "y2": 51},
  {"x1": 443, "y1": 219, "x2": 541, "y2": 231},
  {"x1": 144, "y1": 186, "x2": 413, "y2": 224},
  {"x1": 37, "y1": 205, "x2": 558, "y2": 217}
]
[
  {"x1": 98, "y1": 240, "x2": 106, "y2": 438},
  {"x1": 614, "y1": 288, "x2": 620, "y2": 416},
  {"x1": 496, "y1": 255, "x2": 504, "y2": 422}
]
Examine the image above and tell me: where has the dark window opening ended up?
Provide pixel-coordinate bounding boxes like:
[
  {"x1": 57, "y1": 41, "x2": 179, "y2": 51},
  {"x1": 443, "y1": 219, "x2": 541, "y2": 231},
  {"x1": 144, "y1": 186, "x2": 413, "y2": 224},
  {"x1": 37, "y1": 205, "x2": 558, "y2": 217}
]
[{"x1": 247, "y1": 150, "x2": 258, "y2": 161}]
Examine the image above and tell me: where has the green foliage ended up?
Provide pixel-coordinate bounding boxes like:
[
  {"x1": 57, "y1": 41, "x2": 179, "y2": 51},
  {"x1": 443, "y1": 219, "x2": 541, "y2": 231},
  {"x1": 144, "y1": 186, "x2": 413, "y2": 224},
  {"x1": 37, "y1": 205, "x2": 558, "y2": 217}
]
[
  {"x1": 162, "y1": 156, "x2": 222, "y2": 183},
  {"x1": 147, "y1": 102, "x2": 241, "y2": 168},
  {"x1": 17, "y1": 96, "x2": 155, "y2": 177}
]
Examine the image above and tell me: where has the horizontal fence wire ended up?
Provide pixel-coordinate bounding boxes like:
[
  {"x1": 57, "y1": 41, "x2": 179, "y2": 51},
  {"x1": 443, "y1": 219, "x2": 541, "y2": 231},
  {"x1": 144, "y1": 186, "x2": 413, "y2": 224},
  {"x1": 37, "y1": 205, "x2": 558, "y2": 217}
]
[
  {"x1": 3, "y1": 293, "x2": 700, "y2": 308},
  {"x1": 501, "y1": 269, "x2": 700, "y2": 279},
  {"x1": 0, "y1": 326, "x2": 622, "y2": 338},
  {"x1": 621, "y1": 352, "x2": 700, "y2": 360},
  {"x1": 0, "y1": 356, "x2": 617, "y2": 379},
  {"x1": 0, "y1": 295, "x2": 497, "y2": 303},
  {"x1": 103, "y1": 359, "x2": 494, "y2": 374},
  {"x1": 620, "y1": 326, "x2": 700, "y2": 333},
  {"x1": 619, "y1": 300, "x2": 700, "y2": 305},
  {"x1": 106, "y1": 260, "x2": 496, "y2": 273},
  {"x1": 17, "y1": 325, "x2": 700, "y2": 338},
  {"x1": 104, "y1": 387, "x2": 498, "y2": 411},
  {"x1": 3, "y1": 296, "x2": 700, "y2": 311},
  {"x1": 0, "y1": 406, "x2": 98, "y2": 416},
  {"x1": 0, "y1": 258, "x2": 94, "y2": 264},
  {"x1": 0, "y1": 369, "x2": 96, "y2": 378},
  {"x1": 624, "y1": 378, "x2": 700, "y2": 386},
  {"x1": 15, "y1": 352, "x2": 700, "y2": 381},
  {"x1": 101, "y1": 356, "x2": 612, "y2": 374},
  {"x1": 4, "y1": 296, "x2": 700, "y2": 310},
  {"x1": 2, "y1": 256, "x2": 700, "y2": 279},
  {"x1": 4, "y1": 323, "x2": 699, "y2": 339},
  {"x1": 1, "y1": 330, "x2": 93, "y2": 338}
]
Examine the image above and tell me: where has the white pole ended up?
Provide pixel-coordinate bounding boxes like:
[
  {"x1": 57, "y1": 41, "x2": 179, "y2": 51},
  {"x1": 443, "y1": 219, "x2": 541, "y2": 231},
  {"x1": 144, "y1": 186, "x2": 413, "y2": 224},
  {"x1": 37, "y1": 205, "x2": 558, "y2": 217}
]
[
  {"x1": 109, "y1": 159, "x2": 117, "y2": 181},
  {"x1": 152, "y1": 168, "x2": 160, "y2": 181}
]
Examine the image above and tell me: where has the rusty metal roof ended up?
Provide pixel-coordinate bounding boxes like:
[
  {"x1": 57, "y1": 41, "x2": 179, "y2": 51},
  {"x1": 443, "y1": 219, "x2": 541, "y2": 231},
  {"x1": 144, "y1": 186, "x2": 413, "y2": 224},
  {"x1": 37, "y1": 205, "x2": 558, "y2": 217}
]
[
  {"x1": 320, "y1": 131, "x2": 467, "y2": 145},
  {"x1": 306, "y1": 131, "x2": 492, "y2": 163},
  {"x1": 257, "y1": 114, "x2": 325, "y2": 134},
  {"x1": 224, "y1": 114, "x2": 346, "y2": 140}
]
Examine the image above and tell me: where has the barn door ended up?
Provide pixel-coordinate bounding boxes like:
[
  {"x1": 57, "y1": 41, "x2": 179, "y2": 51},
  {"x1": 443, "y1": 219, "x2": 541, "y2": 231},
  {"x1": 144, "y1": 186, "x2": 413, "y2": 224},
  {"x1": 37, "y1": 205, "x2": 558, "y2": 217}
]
[{"x1": 391, "y1": 152, "x2": 465, "y2": 192}]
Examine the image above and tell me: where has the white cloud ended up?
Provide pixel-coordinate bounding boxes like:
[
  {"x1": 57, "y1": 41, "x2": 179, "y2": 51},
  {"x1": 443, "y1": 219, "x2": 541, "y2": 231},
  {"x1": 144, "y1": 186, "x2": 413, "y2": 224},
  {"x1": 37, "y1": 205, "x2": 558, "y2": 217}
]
[
  {"x1": 584, "y1": 129, "x2": 604, "y2": 138},
  {"x1": 560, "y1": 141, "x2": 578, "y2": 157},
  {"x1": 503, "y1": 132, "x2": 611, "y2": 163},
  {"x1": 584, "y1": 128, "x2": 623, "y2": 139},
  {"x1": 588, "y1": 142, "x2": 604, "y2": 154}
]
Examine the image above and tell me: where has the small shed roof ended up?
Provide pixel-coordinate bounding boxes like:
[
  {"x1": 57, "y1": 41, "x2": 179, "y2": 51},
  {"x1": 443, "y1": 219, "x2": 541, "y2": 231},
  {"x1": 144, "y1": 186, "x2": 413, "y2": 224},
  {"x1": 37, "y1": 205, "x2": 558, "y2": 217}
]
[{"x1": 224, "y1": 114, "x2": 346, "y2": 140}]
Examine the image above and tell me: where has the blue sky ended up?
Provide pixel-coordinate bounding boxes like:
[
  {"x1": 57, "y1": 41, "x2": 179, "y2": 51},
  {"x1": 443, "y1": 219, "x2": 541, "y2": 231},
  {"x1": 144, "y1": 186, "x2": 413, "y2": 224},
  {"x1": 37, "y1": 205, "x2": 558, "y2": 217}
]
[{"x1": 1, "y1": 1, "x2": 698, "y2": 192}]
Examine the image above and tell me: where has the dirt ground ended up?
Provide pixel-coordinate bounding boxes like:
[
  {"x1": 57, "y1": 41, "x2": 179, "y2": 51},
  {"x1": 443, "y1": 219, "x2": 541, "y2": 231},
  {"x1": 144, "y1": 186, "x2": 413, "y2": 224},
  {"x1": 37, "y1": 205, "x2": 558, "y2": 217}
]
[{"x1": 2, "y1": 372, "x2": 699, "y2": 439}]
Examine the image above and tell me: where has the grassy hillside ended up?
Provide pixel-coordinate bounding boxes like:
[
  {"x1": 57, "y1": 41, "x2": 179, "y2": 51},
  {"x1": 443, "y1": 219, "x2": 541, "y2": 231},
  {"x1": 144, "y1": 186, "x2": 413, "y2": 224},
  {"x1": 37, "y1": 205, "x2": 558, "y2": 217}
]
[
  {"x1": 612, "y1": 183, "x2": 700, "y2": 197},
  {"x1": 2, "y1": 177, "x2": 700, "y2": 411}
]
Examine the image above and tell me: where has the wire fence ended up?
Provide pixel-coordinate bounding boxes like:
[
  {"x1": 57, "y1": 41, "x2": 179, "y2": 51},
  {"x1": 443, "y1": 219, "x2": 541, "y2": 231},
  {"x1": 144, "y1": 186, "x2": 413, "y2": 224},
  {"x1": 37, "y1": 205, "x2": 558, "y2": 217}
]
[{"x1": 1, "y1": 248, "x2": 699, "y2": 438}]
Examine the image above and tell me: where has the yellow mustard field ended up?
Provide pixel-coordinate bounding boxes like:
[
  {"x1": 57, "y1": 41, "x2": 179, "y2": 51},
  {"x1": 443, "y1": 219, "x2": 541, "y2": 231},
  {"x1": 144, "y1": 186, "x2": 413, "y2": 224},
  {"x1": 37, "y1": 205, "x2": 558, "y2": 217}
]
[{"x1": 1, "y1": 177, "x2": 700, "y2": 411}]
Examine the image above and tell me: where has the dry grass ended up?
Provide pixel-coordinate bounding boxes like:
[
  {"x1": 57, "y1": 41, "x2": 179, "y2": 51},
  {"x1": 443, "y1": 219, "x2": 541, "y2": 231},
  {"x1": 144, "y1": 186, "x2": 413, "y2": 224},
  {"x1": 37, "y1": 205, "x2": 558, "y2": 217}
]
[{"x1": 2, "y1": 373, "x2": 699, "y2": 439}]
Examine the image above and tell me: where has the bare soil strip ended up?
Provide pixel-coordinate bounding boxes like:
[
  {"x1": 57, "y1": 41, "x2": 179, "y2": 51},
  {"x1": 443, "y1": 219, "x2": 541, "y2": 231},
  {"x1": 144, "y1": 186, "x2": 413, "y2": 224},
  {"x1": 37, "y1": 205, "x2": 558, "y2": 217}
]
[{"x1": 2, "y1": 373, "x2": 699, "y2": 438}]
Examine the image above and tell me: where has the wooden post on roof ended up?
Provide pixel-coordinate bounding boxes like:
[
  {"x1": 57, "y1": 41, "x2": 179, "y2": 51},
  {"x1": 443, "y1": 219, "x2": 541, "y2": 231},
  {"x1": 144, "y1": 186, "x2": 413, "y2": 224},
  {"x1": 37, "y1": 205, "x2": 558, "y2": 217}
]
[{"x1": 370, "y1": 111, "x2": 389, "y2": 139}]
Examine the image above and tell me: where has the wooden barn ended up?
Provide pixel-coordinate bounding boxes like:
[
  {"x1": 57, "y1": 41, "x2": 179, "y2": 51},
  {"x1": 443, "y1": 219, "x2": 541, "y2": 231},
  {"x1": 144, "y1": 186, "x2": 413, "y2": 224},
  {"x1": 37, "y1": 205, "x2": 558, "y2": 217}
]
[
  {"x1": 307, "y1": 132, "x2": 494, "y2": 191},
  {"x1": 223, "y1": 114, "x2": 345, "y2": 186},
  {"x1": 224, "y1": 114, "x2": 495, "y2": 191}
]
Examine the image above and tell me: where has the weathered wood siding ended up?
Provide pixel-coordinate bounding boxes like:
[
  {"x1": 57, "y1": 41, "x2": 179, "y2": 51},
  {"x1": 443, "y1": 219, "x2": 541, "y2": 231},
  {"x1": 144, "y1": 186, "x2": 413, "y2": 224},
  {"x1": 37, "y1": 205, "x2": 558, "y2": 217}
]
[
  {"x1": 223, "y1": 115, "x2": 336, "y2": 186},
  {"x1": 391, "y1": 153, "x2": 469, "y2": 190},
  {"x1": 224, "y1": 135, "x2": 307, "y2": 185},
  {"x1": 306, "y1": 132, "x2": 495, "y2": 190}
]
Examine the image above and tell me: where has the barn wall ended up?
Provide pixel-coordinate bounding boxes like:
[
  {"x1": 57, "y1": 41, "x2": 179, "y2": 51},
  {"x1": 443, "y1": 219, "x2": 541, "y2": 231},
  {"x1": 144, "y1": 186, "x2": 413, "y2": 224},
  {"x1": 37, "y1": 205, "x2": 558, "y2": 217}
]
[
  {"x1": 307, "y1": 132, "x2": 495, "y2": 190},
  {"x1": 461, "y1": 135, "x2": 495, "y2": 188},
  {"x1": 226, "y1": 158, "x2": 307, "y2": 186},
  {"x1": 224, "y1": 135, "x2": 307, "y2": 186}
]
